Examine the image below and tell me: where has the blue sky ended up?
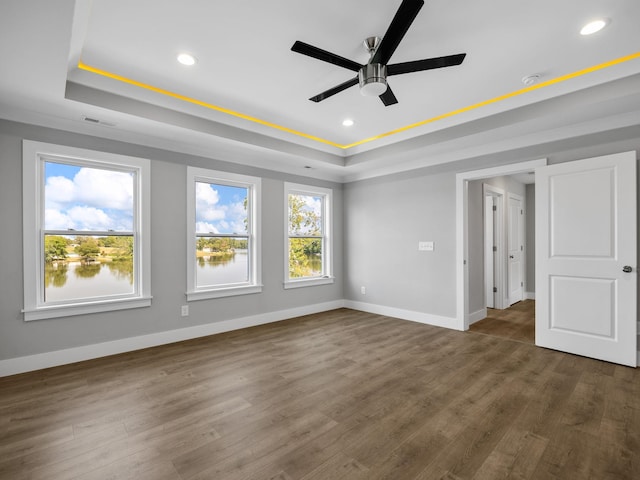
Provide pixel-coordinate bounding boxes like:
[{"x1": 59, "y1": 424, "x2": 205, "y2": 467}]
[
  {"x1": 44, "y1": 161, "x2": 134, "y2": 231},
  {"x1": 45, "y1": 164, "x2": 248, "y2": 234},
  {"x1": 195, "y1": 182, "x2": 248, "y2": 234}
]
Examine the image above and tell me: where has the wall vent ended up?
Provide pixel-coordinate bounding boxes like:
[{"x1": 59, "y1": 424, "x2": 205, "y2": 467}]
[{"x1": 82, "y1": 116, "x2": 116, "y2": 127}]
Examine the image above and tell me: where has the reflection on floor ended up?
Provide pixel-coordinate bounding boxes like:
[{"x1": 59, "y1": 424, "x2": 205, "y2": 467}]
[{"x1": 469, "y1": 299, "x2": 535, "y2": 344}]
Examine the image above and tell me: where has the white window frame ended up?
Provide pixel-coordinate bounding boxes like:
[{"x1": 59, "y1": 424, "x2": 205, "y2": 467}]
[
  {"x1": 284, "y1": 182, "x2": 333, "y2": 289},
  {"x1": 186, "y1": 167, "x2": 262, "y2": 301},
  {"x1": 22, "y1": 141, "x2": 152, "y2": 321}
]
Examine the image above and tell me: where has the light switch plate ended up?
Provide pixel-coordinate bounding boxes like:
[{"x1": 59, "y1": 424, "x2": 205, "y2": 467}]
[{"x1": 418, "y1": 241, "x2": 434, "y2": 251}]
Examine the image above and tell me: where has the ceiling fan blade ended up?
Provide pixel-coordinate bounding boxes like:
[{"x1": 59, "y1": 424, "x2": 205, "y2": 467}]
[
  {"x1": 371, "y1": 0, "x2": 424, "y2": 65},
  {"x1": 387, "y1": 53, "x2": 466, "y2": 76},
  {"x1": 310, "y1": 77, "x2": 359, "y2": 102},
  {"x1": 292, "y1": 41, "x2": 362, "y2": 72},
  {"x1": 379, "y1": 86, "x2": 398, "y2": 106}
]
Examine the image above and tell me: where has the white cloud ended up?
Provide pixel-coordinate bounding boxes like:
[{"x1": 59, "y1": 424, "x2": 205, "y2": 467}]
[
  {"x1": 44, "y1": 209, "x2": 74, "y2": 230},
  {"x1": 45, "y1": 167, "x2": 134, "y2": 231},
  {"x1": 195, "y1": 182, "x2": 220, "y2": 206},
  {"x1": 195, "y1": 183, "x2": 225, "y2": 222},
  {"x1": 194, "y1": 184, "x2": 247, "y2": 234},
  {"x1": 74, "y1": 168, "x2": 133, "y2": 210},
  {"x1": 195, "y1": 222, "x2": 220, "y2": 234},
  {"x1": 200, "y1": 208, "x2": 226, "y2": 222},
  {"x1": 45, "y1": 176, "x2": 74, "y2": 208},
  {"x1": 67, "y1": 206, "x2": 117, "y2": 231}
]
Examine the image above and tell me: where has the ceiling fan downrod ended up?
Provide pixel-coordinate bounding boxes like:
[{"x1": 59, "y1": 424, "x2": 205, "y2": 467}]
[{"x1": 359, "y1": 37, "x2": 388, "y2": 96}]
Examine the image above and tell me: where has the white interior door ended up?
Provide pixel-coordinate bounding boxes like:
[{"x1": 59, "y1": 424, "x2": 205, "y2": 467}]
[
  {"x1": 508, "y1": 194, "x2": 524, "y2": 305},
  {"x1": 535, "y1": 151, "x2": 637, "y2": 366},
  {"x1": 484, "y1": 196, "x2": 495, "y2": 308}
]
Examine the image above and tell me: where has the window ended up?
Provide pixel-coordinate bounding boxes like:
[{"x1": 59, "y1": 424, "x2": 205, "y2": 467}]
[
  {"x1": 284, "y1": 183, "x2": 333, "y2": 288},
  {"x1": 186, "y1": 167, "x2": 261, "y2": 300},
  {"x1": 22, "y1": 141, "x2": 151, "y2": 320}
]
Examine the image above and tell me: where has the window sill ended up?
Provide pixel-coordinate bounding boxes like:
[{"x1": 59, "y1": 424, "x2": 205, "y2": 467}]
[
  {"x1": 283, "y1": 276, "x2": 335, "y2": 289},
  {"x1": 23, "y1": 296, "x2": 153, "y2": 321},
  {"x1": 186, "y1": 284, "x2": 263, "y2": 302}
]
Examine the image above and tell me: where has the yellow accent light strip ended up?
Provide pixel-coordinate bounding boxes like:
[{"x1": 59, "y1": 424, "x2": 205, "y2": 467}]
[
  {"x1": 342, "y1": 51, "x2": 640, "y2": 149},
  {"x1": 77, "y1": 61, "x2": 344, "y2": 149},
  {"x1": 78, "y1": 52, "x2": 640, "y2": 151}
]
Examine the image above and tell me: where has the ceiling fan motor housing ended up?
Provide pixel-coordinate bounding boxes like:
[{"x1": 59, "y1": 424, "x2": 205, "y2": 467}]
[{"x1": 359, "y1": 63, "x2": 388, "y2": 96}]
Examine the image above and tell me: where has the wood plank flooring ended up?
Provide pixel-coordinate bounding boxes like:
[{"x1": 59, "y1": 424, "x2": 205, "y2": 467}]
[
  {"x1": 469, "y1": 300, "x2": 535, "y2": 344},
  {"x1": 1, "y1": 308, "x2": 639, "y2": 479}
]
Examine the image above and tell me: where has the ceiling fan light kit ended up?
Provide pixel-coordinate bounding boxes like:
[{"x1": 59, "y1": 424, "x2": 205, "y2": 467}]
[
  {"x1": 291, "y1": 0, "x2": 466, "y2": 106},
  {"x1": 359, "y1": 64, "x2": 388, "y2": 96}
]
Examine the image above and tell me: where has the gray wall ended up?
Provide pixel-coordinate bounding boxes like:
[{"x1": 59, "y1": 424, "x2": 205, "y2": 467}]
[
  {"x1": 0, "y1": 120, "x2": 343, "y2": 361},
  {"x1": 344, "y1": 171, "x2": 457, "y2": 319}
]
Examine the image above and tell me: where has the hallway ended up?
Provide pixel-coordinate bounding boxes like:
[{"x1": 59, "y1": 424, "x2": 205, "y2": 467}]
[{"x1": 469, "y1": 300, "x2": 535, "y2": 344}]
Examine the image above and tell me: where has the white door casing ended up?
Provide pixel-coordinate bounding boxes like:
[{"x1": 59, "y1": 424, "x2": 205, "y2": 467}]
[
  {"x1": 484, "y1": 195, "x2": 495, "y2": 308},
  {"x1": 456, "y1": 158, "x2": 548, "y2": 331},
  {"x1": 535, "y1": 151, "x2": 637, "y2": 367},
  {"x1": 508, "y1": 193, "x2": 524, "y2": 305}
]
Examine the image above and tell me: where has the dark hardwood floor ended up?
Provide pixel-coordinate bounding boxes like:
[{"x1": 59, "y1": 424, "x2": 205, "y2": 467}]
[
  {"x1": 469, "y1": 299, "x2": 535, "y2": 344},
  {"x1": 1, "y1": 308, "x2": 638, "y2": 479}
]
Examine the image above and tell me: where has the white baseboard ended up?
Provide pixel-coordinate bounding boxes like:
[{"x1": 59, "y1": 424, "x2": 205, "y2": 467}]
[
  {"x1": 3, "y1": 299, "x2": 633, "y2": 377},
  {"x1": 525, "y1": 292, "x2": 536, "y2": 300},
  {"x1": 0, "y1": 300, "x2": 345, "y2": 377},
  {"x1": 468, "y1": 308, "x2": 487, "y2": 325},
  {"x1": 344, "y1": 300, "x2": 457, "y2": 330}
]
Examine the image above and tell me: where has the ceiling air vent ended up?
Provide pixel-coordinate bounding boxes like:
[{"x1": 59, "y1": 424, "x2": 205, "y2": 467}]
[{"x1": 82, "y1": 116, "x2": 116, "y2": 127}]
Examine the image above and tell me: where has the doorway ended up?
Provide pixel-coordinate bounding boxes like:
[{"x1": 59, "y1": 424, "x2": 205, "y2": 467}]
[
  {"x1": 457, "y1": 153, "x2": 637, "y2": 367},
  {"x1": 455, "y1": 158, "x2": 546, "y2": 331}
]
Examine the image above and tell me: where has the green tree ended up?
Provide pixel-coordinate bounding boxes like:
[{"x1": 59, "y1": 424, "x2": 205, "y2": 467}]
[
  {"x1": 111, "y1": 236, "x2": 133, "y2": 260},
  {"x1": 288, "y1": 195, "x2": 320, "y2": 235},
  {"x1": 288, "y1": 194, "x2": 322, "y2": 278},
  {"x1": 44, "y1": 262, "x2": 68, "y2": 287},
  {"x1": 74, "y1": 237, "x2": 101, "y2": 260},
  {"x1": 44, "y1": 235, "x2": 69, "y2": 262}
]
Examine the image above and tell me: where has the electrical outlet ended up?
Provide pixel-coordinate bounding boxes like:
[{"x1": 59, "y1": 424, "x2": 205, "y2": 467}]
[
  {"x1": 181, "y1": 305, "x2": 189, "y2": 317},
  {"x1": 361, "y1": 286, "x2": 366, "y2": 295}
]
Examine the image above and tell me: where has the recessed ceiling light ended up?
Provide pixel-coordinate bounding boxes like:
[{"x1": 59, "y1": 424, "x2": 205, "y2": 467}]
[
  {"x1": 177, "y1": 53, "x2": 197, "y2": 66},
  {"x1": 342, "y1": 119, "x2": 354, "y2": 127},
  {"x1": 580, "y1": 19, "x2": 609, "y2": 35}
]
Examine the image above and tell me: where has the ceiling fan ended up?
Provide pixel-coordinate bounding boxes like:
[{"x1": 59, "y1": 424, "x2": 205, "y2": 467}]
[{"x1": 291, "y1": 0, "x2": 466, "y2": 106}]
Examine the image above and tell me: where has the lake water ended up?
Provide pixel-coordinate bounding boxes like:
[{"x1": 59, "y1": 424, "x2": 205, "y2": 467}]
[
  {"x1": 44, "y1": 261, "x2": 134, "y2": 302},
  {"x1": 44, "y1": 251, "x2": 322, "y2": 302},
  {"x1": 196, "y1": 252, "x2": 249, "y2": 287}
]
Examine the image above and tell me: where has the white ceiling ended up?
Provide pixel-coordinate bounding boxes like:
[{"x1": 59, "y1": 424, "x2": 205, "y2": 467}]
[{"x1": 1, "y1": 0, "x2": 640, "y2": 182}]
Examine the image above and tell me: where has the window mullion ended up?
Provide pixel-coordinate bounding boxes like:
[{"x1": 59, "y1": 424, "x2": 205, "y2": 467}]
[
  {"x1": 195, "y1": 233, "x2": 249, "y2": 238},
  {"x1": 44, "y1": 230, "x2": 135, "y2": 237}
]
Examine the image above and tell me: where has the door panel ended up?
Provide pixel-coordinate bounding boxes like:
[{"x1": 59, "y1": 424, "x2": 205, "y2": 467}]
[
  {"x1": 550, "y1": 276, "x2": 615, "y2": 337},
  {"x1": 550, "y1": 168, "x2": 614, "y2": 257},
  {"x1": 484, "y1": 196, "x2": 495, "y2": 308},
  {"x1": 508, "y1": 194, "x2": 523, "y2": 305},
  {"x1": 536, "y1": 151, "x2": 637, "y2": 366}
]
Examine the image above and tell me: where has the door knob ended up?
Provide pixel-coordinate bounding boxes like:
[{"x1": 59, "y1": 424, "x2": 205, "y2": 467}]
[
  {"x1": 622, "y1": 266, "x2": 632, "y2": 273},
  {"x1": 509, "y1": 255, "x2": 514, "y2": 259}
]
